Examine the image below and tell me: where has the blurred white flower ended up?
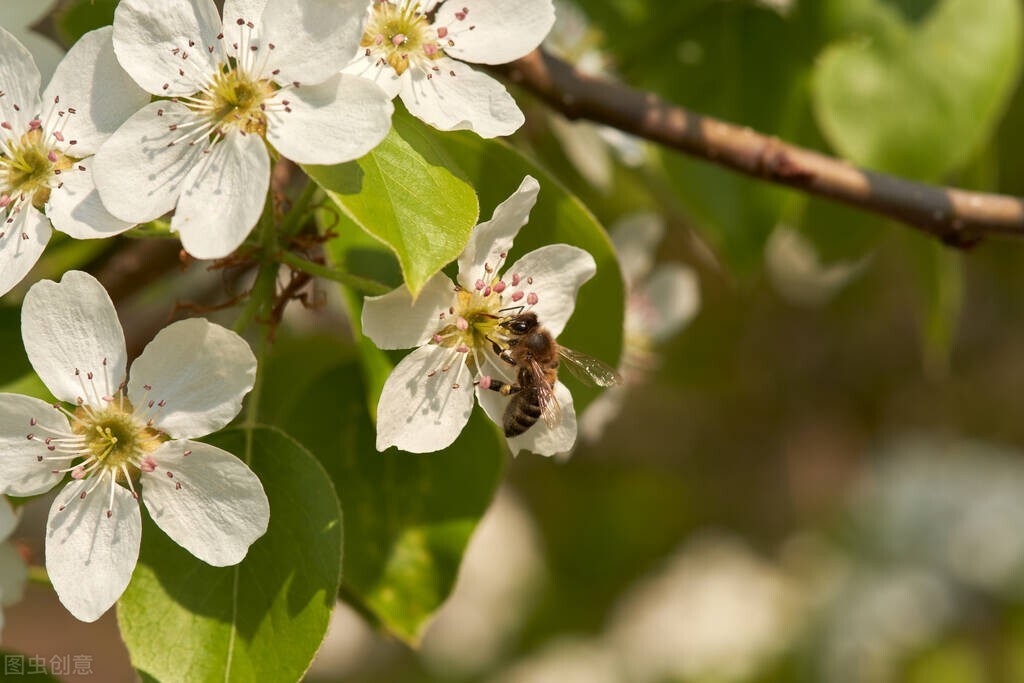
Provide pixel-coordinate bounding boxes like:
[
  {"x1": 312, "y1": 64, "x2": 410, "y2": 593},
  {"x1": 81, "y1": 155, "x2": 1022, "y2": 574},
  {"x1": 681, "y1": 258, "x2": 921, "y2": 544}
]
[
  {"x1": 344, "y1": 0, "x2": 555, "y2": 138},
  {"x1": 0, "y1": 496, "x2": 28, "y2": 641},
  {"x1": 307, "y1": 600, "x2": 399, "y2": 680},
  {"x1": 0, "y1": 271, "x2": 268, "y2": 622},
  {"x1": 812, "y1": 437, "x2": 1024, "y2": 683},
  {"x1": 755, "y1": 0, "x2": 797, "y2": 17},
  {"x1": 0, "y1": 26, "x2": 148, "y2": 297},
  {"x1": 94, "y1": 0, "x2": 393, "y2": 260},
  {"x1": 362, "y1": 176, "x2": 596, "y2": 456},
  {"x1": 607, "y1": 535, "x2": 800, "y2": 683},
  {"x1": 420, "y1": 487, "x2": 546, "y2": 677},
  {"x1": 817, "y1": 568, "x2": 955, "y2": 683},
  {"x1": 487, "y1": 637, "x2": 624, "y2": 683},
  {"x1": 855, "y1": 437, "x2": 1024, "y2": 596},
  {"x1": 579, "y1": 213, "x2": 699, "y2": 442},
  {"x1": 544, "y1": 1, "x2": 647, "y2": 189},
  {"x1": 765, "y1": 226, "x2": 867, "y2": 307},
  {"x1": 0, "y1": 0, "x2": 63, "y2": 83}
]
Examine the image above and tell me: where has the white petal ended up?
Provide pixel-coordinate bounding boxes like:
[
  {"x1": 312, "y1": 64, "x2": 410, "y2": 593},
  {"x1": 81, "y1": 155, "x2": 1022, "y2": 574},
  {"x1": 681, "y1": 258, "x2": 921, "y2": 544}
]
[
  {"x1": 502, "y1": 244, "x2": 596, "y2": 337},
  {"x1": 400, "y1": 58, "x2": 524, "y2": 138},
  {"x1": 376, "y1": 344, "x2": 475, "y2": 453},
  {"x1": 92, "y1": 101, "x2": 204, "y2": 224},
  {"x1": 0, "y1": 541, "x2": 27, "y2": 607},
  {"x1": 644, "y1": 264, "x2": 700, "y2": 343},
  {"x1": 548, "y1": 115, "x2": 613, "y2": 190},
  {"x1": 1, "y1": 0, "x2": 61, "y2": 85},
  {"x1": 172, "y1": 131, "x2": 269, "y2": 259},
  {"x1": 342, "y1": 53, "x2": 404, "y2": 99},
  {"x1": 21, "y1": 270, "x2": 127, "y2": 406},
  {"x1": 111, "y1": 0, "x2": 221, "y2": 96},
  {"x1": 577, "y1": 386, "x2": 626, "y2": 443},
  {"x1": 457, "y1": 175, "x2": 539, "y2": 290},
  {"x1": 0, "y1": 26, "x2": 42, "y2": 132},
  {"x1": 141, "y1": 440, "x2": 268, "y2": 566},
  {"x1": 266, "y1": 73, "x2": 393, "y2": 165},
  {"x1": 19, "y1": 33, "x2": 64, "y2": 88},
  {"x1": 362, "y1": 273, "x2": 456, "y2": 350},
  {"x1": 0, "y1": 497, "x2": 15, "y2": 542},
  {"x1": 46, "y1": 479, "x2": 141, "y2": 622},
  {"x1": 436, "y1": 0, "x2": 555, "y2": 65},
  {"x1": 0, "y1": 393, "x2": 72, "y2": 497},
  {"x1": 259, "y1": 0, "x2": 368, "y2": 85},
  {"x1": 127, "y1": 318, "x2": 256, "y2": 439},
  {"x1": 45, "y1": 159, "x2": 135, "y2": 239},
  {"x1": 611, "y1": 212, "x2": 664, "y2": 286},
  {"x1": 0, "y1": 206, "x2": 50, "y2": 299},
  {"x1": 41, "y1": 27, "x2": 150, "y2": 157},
  {"x1": 476, "y1": 380, "x2": 577, "y2": 456}
]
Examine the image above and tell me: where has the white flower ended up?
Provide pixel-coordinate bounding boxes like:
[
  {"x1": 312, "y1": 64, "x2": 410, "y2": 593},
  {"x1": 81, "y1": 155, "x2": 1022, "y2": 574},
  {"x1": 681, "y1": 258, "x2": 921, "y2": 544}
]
[
  {"x1": 0, "y1": 26, "x2": 149, "y2": 297},
  {"x1": 765, "y1": 226, "x2": 867, "y2": 307},
  {"x1": 93, "y1": 0, "x2": 394, "y2": 260},
  {"x1": 0, "y1": 496, "x2": 28, "y2": 640},
  {"x1": 544, "y1": 1, "x2": 646, "y2": 189},
  {"x1": 343, "y1": 0, "x2": 555, "y2": 138},
  {"x1": 607, "y1": 536, "x2": 801, "y2": 683},
  {"x1": 0, "y1": 0, "x2": 64, "y2": 83},
  {"x1": 0, "y1": 270, "x2": 268, "y2": 622},
  {"x1": 579, "y1": 213, "x2": 699, "y2": 443},
  {"x1": 362, "y1": 175, "x2": 596, "y2": 456}
]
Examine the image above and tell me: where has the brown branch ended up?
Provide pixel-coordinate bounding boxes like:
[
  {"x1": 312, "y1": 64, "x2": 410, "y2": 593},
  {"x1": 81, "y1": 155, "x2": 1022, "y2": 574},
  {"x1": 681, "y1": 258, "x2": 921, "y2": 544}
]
[{"x1": 499, "y1": 49, "x2": 1024, "y2": 248}]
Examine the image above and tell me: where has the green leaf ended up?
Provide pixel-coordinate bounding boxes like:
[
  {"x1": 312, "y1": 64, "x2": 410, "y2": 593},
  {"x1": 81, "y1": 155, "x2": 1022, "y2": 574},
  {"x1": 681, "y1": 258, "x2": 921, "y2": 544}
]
[
  {"x1": 813, "y1": 0, "x2": 1023, "y2": 179},
  {"x1": 0, "y1": 306, "x2": 30, "y2": 387},
  {"x1": 259, "y1": 342, "x2": 505, "y2": 644},
  {"x1": 56, "y1": 0, "x2": 118, "y2": 45},
  {"x1": 118, "y1": 426, "x2": 342, "y2": 683},
  {"x1": 304, "y1": 113, "x2": 479, "y2": 298}
]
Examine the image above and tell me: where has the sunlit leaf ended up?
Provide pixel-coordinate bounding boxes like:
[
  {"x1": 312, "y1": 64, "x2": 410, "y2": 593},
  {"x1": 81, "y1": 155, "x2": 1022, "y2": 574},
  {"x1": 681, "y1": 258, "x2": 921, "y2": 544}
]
[
  {"x1": 305, "y1": 112, "x2": 479, "y2": 298},
  {"x1": 118, "y1": 426, "x2": 342, "y2": 683},
  {"x1": 813, "y1": 0, "x2": 1022, "y2": 179},
  {"x1": 260, "y1": 340, "x2": 504, "y2": 644}
]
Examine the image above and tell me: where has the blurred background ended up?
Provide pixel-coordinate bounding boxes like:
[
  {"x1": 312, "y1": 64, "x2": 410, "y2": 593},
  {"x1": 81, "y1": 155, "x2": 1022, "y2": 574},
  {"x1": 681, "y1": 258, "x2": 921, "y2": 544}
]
[{"x1": 6, "y1": 0, "x2": 1024, "y2": 681}]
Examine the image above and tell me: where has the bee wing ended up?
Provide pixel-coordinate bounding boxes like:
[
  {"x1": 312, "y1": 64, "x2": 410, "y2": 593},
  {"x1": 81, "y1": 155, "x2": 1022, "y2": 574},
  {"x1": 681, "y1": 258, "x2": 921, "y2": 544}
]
[
  {"x1": 558, "y1": 347, "x2": 623, "y2": 387},
  {"x1": 528, "y1": 358, "x2": 562, "y2": 429}
]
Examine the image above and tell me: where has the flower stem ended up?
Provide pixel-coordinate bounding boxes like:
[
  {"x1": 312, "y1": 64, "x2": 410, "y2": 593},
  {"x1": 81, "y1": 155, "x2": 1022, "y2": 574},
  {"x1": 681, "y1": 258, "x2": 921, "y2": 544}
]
[
  {"x1": 232, "y1": 195, "x2": 279, "y2": 336},
  {"x1": 279, "y1": 179, "x2": 320, "y2": 238},
  {"x1": 277, "y1": 250, "x2": 390, "y2": 295},
  {"x1": 28, "y1": 565, "x2": 50, "y2": 586}
]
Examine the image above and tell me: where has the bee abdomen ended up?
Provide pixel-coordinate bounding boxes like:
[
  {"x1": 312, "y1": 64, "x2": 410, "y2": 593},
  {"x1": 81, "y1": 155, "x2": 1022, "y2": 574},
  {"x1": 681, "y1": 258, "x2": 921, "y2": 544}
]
[{"x1": 503, "y1": 395, "x2": 543, "y2": 437}]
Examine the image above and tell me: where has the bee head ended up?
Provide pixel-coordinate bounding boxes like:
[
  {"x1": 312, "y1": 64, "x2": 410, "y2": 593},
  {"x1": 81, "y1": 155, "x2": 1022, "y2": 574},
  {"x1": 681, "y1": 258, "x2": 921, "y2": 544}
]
[{"x1": 502, "y1": 312, "x2": 539, "y2": 335}]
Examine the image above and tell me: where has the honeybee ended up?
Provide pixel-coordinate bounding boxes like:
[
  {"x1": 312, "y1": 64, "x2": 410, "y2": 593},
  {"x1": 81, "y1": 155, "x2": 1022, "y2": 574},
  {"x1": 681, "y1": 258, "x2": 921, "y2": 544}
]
[{"x1": 480, "y1": 312, "x2": 621, "y2": 437}]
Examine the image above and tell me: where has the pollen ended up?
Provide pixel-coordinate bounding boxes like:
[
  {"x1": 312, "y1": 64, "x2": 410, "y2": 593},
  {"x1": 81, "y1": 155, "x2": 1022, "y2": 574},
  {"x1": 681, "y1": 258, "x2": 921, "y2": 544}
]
[
  {"x1": 0, "y1": 128, "x2": 72, "y2": 210},
  {"x1": 361, "y1": 0, "x2": 445, "y2": 76},
  {"x1": 72, "y1": 401, "x2": 161, "y2": 471},
  {"x1": 195, "y1": 68, "x2": 276, "y2": 136}
]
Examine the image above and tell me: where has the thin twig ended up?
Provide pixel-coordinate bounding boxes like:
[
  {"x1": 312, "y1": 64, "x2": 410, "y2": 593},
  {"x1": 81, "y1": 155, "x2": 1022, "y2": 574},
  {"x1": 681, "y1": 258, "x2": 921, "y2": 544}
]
[{"x1": 498, "y1": 49, "x2": 1024, "y2": 248}]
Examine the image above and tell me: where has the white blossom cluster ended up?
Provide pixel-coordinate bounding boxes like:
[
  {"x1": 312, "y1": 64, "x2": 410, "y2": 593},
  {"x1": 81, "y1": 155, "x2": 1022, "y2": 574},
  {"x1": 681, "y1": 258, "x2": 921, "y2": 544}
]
[
  {"x1": 0, "y1": 0, "x2": 556, "y2": 294},
  {"x1": 0, "y1": 0, "x2": 608, "y2": 625}
]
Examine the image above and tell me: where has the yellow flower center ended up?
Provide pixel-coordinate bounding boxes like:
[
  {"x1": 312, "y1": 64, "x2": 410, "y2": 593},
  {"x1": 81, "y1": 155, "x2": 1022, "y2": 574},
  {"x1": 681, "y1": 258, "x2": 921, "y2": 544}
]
[
  {"x1": 361, "y1": 1, "x2": 445, "y2": 76},
  {"x1": 196, "y1": 68, "x2": 277, "y2": 136},
  {"x1": 73, "y1": 400, "x2": 162, "y2": 472},
  {"x1": 0, "y1": 128, "x2": 72, "y2": 209}
]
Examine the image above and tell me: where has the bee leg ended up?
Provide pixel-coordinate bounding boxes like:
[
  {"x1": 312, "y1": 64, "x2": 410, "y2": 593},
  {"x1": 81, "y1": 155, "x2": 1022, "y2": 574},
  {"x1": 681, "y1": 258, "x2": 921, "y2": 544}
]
[
  {"x1": 487, "y1": 339, "x2": 516, "y2": 366},
  {"x1": 475, "y1": 376, "x2": 521, "y2": 395}
]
